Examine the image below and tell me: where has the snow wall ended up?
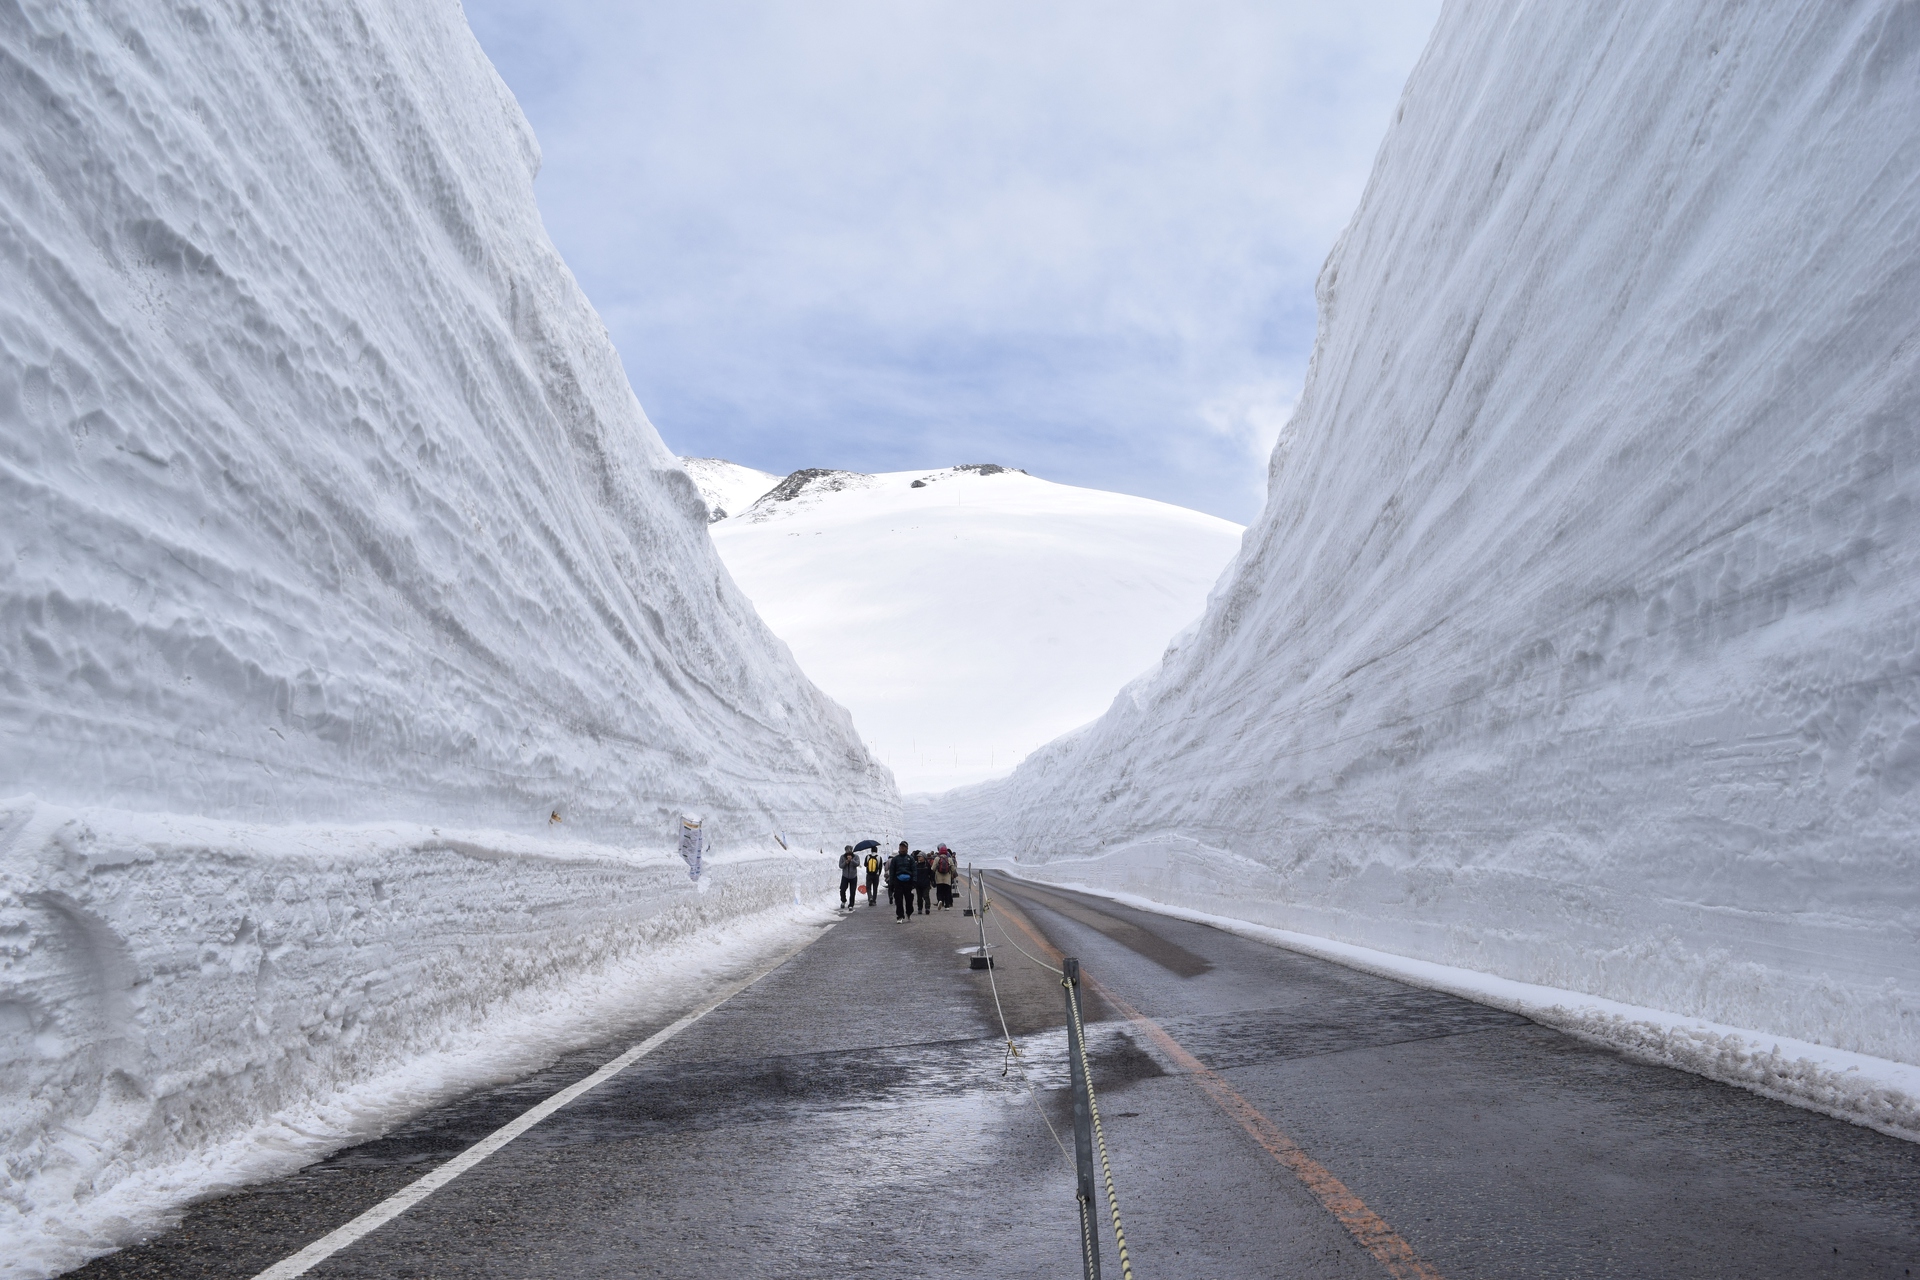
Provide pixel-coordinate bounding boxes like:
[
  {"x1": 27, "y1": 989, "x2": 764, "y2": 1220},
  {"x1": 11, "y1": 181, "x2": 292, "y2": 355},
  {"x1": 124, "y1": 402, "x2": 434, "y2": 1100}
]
[
  {"x1": 917, "y1": 0, "x2": 1920, "y2": 1078},
  {"x1": 0, "y1": 0, "x2": 895, "y2": 1268}
]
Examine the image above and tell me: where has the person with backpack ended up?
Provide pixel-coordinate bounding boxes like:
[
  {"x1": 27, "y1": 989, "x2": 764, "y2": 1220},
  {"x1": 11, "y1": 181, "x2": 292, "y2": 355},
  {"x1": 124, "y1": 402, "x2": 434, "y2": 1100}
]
[
  {"x1": 913, "y1": 850, "x2": 934, "y2": 916},
  {"x1": 838, "y1": 846, "x2": 859, "y2": 910},
  {"x1": 932, "y1": 845, "x2": 957, "y2": 909},
  {"x1": 887, "y1": 840, "x2": 910, "y2": 909},
  {"x1": 890, "y1": 845, "x2": 918, "y2": 921},
  {"x1": 863, "y1": 848, "x2": 883, "y2": 907}
]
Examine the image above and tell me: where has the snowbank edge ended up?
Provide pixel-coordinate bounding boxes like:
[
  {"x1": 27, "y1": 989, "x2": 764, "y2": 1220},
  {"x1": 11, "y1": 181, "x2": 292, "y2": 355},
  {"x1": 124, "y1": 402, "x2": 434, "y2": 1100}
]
[
  {"x1": 1, "y1": 796, "x2": 842, "y2": 1279},
  {"x1": 985, "y1": 866, "x2": 1920, "y2": 1145}
]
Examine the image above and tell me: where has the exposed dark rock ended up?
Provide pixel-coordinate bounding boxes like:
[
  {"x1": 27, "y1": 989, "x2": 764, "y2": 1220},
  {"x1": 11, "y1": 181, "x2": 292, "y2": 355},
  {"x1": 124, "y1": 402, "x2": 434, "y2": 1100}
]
[{"x1": 759, "y1": 468, "x2": 872, "y2": 504}]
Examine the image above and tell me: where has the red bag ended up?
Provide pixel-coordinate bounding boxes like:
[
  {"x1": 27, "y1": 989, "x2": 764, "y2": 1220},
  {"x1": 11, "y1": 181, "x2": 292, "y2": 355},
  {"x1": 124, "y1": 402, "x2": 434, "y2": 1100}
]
[{"x1": 857, "y1": 883, "x2": 868, "y2": 895}]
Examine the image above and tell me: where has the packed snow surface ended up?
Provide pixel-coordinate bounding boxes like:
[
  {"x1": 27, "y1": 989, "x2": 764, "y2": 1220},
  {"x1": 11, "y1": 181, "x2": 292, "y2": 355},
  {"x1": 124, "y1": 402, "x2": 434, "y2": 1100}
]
[
  {"x1": 917, "y1": 0, "x2": 1920, "y2": 1082},
  {"x1": 0, "y1": 0, "x2": 893, "y2": 1269},
  {"x1": 704, "y1": 464, "x2": 1244, "y2": 793}
]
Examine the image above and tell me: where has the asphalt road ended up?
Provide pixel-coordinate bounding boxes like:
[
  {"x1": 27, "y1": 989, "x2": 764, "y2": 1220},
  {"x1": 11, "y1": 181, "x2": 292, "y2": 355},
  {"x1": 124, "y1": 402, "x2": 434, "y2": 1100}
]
[{"x1": 71, "y1": 875, "x2": 1920, "y2": 1279}]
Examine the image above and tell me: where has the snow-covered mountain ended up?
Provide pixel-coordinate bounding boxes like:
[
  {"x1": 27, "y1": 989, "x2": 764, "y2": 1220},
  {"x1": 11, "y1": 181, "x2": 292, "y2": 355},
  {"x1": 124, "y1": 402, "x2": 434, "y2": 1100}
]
[
  {"x1": 915, "y1": 0, "x2": 1920, "y2": 1093},
  {"x1": 0, "y1": 2, "x2": 892, "y2": 1270},
  {"x1": 692, "y1": 463, "x2": 1244, "y2": 793},
  {"x1": 680, "y1": 457, "x2": 780, "y2": 522}
]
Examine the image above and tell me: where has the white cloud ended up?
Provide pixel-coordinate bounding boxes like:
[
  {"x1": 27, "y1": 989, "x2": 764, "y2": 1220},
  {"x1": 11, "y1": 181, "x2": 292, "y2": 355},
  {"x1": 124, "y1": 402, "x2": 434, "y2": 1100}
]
[
  {"x1": 463, "y1": 0, "x2": 1439, "y2": 521},
  {"x1": 1199, "y1": 378, "x2": 1300, "y2": 503}
]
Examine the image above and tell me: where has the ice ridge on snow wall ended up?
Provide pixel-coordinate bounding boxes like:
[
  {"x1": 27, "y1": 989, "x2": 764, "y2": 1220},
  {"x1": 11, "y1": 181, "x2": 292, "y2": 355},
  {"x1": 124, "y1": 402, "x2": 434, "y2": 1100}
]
[
  {"x1": 919, "y1": 0, "x2": 1920, "y2": 1069},
  {"x1": 0, "y1": 1, "x2": 894, "y2": 1269}
]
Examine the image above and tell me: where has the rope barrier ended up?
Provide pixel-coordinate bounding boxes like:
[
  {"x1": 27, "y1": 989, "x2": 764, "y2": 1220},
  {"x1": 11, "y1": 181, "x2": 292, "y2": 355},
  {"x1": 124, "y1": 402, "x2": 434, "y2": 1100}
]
[
  {"x1": 974, "y1": 875, "x2": 1073, "y2": 1167},
  {"x1": 969, "y1": 872, "x2": 1134, "y2": 1274},
  {"x1": 1066, "y1": 970, "x2": 1136, "y2": 1280}
]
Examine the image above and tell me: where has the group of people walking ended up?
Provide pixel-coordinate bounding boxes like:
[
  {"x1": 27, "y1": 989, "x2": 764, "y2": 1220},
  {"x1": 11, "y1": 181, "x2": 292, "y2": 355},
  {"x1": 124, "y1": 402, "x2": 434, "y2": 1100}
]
[{"x1": 837, "y1": 841, "x2": 961, "y2": 920}]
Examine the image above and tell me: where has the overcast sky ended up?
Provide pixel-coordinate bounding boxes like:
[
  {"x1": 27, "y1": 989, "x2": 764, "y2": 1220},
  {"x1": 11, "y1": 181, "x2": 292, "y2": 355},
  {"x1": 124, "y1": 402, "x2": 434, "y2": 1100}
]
[{"x1": 462, "y1": 2, "x2": 1440, "y2": 523}]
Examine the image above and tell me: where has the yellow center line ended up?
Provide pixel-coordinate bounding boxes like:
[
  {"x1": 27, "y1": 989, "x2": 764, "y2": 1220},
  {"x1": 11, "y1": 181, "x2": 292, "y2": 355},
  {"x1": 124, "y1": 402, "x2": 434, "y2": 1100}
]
[{"x1": 991, "y1": 884, "x2": 1446, "y2": 1280}]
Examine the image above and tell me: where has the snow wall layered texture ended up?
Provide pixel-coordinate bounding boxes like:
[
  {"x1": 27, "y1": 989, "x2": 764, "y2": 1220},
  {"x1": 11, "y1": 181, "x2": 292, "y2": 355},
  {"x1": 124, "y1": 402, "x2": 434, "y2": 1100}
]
[
  {"x1": 0, "y1": 0, "x2": 893, "y2": 1266},
  {"x1": 919, "y1": 1, "x2": 1920, "y2": 1069},
  {"x1": 1, "y1": 803, "x2": 829, "y2": 1278},
  {"x1": 0, "y1": 0, "x2": 892, "y2": 834}
]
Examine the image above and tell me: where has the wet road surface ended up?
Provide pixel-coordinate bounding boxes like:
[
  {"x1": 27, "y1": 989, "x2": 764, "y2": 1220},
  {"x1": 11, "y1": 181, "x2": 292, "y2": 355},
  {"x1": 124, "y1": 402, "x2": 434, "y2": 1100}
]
[{"x1": 72, "y1": 875, "x2": 1920, "y2": 1278}]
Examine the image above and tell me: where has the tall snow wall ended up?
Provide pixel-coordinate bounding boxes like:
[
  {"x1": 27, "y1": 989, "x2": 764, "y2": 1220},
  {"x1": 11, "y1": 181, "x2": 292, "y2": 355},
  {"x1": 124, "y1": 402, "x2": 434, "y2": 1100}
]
[
  {"x1": 0, "y1": 0, "x2": 894, "y2": 1268},
  {"x1": 919, "y1": 0, "x2": 1920, "y2": 1070}
]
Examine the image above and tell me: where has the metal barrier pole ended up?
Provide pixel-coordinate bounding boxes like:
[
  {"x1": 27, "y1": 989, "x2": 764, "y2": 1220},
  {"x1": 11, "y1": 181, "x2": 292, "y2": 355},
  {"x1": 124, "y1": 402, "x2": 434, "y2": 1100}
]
[
  {"x1": 970, "y1": 869, "x2": 994, "y2": 969},
  {"x1": 977, "y1": 871, "x2": 990, "y2": 951},
  {"x1": 1063, "y1": 957, "x2": 1102, "y2": 1279}
]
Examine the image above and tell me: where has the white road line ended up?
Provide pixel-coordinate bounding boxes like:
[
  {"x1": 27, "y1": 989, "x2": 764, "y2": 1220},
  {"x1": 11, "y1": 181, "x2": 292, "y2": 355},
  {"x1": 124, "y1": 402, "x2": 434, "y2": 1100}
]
[{"x1": 250, "y1": 924, "x2": 833, "y2": 1280}]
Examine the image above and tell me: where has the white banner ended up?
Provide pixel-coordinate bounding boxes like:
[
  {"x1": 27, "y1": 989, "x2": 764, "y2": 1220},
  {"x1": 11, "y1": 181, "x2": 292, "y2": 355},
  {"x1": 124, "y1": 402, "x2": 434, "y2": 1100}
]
[{"x1": 678, "y1": 814, "x2": 703, "y2": 881}]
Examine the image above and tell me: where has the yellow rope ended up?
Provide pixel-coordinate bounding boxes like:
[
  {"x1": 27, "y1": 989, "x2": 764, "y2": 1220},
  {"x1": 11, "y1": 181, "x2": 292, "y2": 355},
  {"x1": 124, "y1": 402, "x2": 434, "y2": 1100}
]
[
  {"x1": 1066, "y1": 975, "x2": 1136, "y2": 1280},
  {"x1": 1078, "y1": 1195, "x2": 1101, "y2": 1280}
]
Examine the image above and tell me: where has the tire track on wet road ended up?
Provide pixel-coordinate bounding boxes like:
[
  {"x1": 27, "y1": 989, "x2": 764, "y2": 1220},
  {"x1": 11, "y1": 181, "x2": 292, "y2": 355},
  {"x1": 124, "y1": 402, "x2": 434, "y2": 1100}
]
[
  {"x1": 986, "y1": 871, "x2": 1920, "y2": 1279},
  {"x1": 989, "y1": 879, "x2": 1446, "y2": 1279}
]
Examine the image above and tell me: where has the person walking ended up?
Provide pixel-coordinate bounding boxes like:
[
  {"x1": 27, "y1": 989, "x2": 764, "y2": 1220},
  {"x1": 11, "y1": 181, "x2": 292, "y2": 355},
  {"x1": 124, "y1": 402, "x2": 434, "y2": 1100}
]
[
  {"x1": 933, "y1": 845, "x2": 956, "y2": 909},
  {"x1": 888, "y1": 840, "x2": 908, "y2": 911},
  {"x1": 891, "y1": 845, "x2": 918, "y2": 921},
  {"x1": 913, "y1": 850, "x2": 933, "y2": 916},
  {"x1": 863, "y1": 848, "x2": 883, "y2": 907},
  {"x1": 838, "y1": 846, "x2": 859, "y2": 910}
]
